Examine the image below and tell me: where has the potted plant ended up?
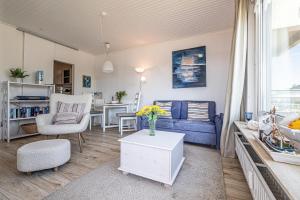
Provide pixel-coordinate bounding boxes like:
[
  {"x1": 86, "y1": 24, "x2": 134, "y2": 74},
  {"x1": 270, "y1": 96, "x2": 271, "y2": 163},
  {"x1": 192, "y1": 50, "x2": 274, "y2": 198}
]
[
  {"x1": 116, "y1": 91, "x2": 127, "y2": 103},
  {"x1": 136, "y1": 105, "x2": 166, "y2": 136},
  {"x1": 9, "y1": 68, "x2": 29, "y2": 83}
]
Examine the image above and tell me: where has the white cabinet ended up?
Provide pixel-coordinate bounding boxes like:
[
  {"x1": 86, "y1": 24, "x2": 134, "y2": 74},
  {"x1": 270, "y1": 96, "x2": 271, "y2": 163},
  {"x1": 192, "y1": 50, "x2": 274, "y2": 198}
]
[{"x1": 235, "y1": 133, "x2": 276, "y2": 200}]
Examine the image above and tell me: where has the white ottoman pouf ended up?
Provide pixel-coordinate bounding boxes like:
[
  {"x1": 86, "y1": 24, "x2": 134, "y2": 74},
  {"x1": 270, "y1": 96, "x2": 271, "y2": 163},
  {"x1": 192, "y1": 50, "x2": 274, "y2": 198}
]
[{"x1": 17, "y1": 139, "x2": 71, "y2": 173}]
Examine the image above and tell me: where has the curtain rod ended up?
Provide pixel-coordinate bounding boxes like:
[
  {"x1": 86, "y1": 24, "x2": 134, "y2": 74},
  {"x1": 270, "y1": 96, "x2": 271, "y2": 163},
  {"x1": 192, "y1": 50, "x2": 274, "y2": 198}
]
[{"x1": 16, "y1": 27, "x2": 79, "y2": 51}]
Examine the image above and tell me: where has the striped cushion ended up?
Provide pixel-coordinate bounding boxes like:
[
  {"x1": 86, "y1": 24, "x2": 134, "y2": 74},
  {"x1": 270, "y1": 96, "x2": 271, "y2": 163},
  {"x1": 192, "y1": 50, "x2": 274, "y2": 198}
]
[
  {"x1": 187, "y1": 102, "x2": 209, "y2": 121},
  {"x1": 56, "y1": 102, "x2": 86, "y2": 123},
  {"x1": 53, "y1": 112, "x2": 79, "y2": 125},
  {"x1": 156, "y1": 101, "x2": 172, "y2": 118}
]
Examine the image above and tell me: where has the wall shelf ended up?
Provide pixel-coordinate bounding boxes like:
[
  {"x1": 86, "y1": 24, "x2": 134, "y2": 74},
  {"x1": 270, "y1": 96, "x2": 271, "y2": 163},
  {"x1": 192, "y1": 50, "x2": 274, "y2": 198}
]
[
  {"x1": 3, "y1": 133, "x2": 40, "y2": 141},
  {"x1": 10, "y1": 100, "x2": 50, "y2": 103},
  {"x1": 9, "y1": 81, "x2": 54, "y2": 87},
  {"x1": 1, "y1": 81, "x2": 55, "y2": 142},
  {"x1": 10, "y1": 117, "x2": 37, "y2": 121}
]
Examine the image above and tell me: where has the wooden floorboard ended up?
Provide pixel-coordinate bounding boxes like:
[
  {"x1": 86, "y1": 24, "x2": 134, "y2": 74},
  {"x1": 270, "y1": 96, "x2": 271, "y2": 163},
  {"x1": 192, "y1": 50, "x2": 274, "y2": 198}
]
[
  {"x1": 0, "y1": 127, "x2": 252, "y2": 200},
  {"x1": 222, "y1": 157, "x2": 253, "y2": 200},
  {"x1": 0, "y1": 128, "x2": 124, "y2": 200}
]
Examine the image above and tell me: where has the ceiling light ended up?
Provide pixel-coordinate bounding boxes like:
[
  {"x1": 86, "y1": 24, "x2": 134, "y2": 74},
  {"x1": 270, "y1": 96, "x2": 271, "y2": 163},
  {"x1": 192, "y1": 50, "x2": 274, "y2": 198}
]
[
  {"x1": 102, "y1": 43, "x2": 114, "y2": 73},
  {"x1": 99, "y1": 13, "x2": 114, "y2": 73},
  {"x1": 140, "y1": 76, "x2": 146, "y2": 82},
  {"x1": 135, "y1": 67, "x2": 145, "y2": 73},
  {"x1": 103, "y1": 60, "x2": 114, "y2": 73}
]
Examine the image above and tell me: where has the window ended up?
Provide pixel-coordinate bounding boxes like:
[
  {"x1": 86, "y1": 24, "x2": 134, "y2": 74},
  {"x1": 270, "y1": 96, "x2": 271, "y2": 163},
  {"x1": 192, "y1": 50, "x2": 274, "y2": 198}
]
[{"x1": 262, "y1": 0, "x2": 300, "y2": 114}]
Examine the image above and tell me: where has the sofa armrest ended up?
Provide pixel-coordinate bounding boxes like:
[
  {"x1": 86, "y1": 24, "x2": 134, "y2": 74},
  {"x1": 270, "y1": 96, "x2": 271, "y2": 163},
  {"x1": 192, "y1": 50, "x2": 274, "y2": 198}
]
[{"x1": 215, "y1": 113, "x2": 224, "y2": 149}]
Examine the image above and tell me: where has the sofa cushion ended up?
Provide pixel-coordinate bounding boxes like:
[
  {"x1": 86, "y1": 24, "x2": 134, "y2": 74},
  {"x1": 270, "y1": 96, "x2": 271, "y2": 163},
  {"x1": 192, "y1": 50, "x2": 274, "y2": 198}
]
[
  {"x1": 181, "y1": 101, "x2": 216, "y2": 121},
  {"x1": 154, "y1": 101, "x2": 182, "y2": 119},
  {"x1": 173, "y1": 119, "x2": 216, "y2": 134},
  {"x1": 155, "y1": 101, "x2": 172, "y2": 118},
  {"x1": 187, "y1": 102, "x2": 209, "y2": 121}
]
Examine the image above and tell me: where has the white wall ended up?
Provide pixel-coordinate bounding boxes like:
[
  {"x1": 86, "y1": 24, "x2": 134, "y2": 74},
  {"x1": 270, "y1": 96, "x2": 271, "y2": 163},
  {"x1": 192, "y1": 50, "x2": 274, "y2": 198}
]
[
  {"x1": 0, "y1": 22, "x2": 96, "y2": 93},
  {"x1": 95, "y1": 29, "x2": 233, "y2": 113},
  {"x1": 0, "y1": 22, "x2": 96, "y2": 128}
]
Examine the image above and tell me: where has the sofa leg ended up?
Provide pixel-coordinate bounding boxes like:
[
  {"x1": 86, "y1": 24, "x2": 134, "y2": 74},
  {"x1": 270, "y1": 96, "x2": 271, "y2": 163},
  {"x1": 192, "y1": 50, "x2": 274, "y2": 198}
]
[
  {"x1": 26, "y1": 172, "x2": 32, "y2": 175},
  {"x1": 78, "y1": 134, "x2": 83, "y2": 153},
  {"x1": 56, "y1": 135, "x2": 60, "y2": 139}
]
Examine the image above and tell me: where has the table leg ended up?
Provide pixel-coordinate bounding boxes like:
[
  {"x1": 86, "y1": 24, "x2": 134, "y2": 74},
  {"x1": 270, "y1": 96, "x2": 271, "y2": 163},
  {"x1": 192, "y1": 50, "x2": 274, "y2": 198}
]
[
  {"x1": 89, "y1": 116, "x2": 92, "y2": 131},
  {"x1": 103, "y1": 107, "x2": 106, "y2": 133},
  {"x1": 107, "y1": 108, "x2": 110, "y2": 126}
]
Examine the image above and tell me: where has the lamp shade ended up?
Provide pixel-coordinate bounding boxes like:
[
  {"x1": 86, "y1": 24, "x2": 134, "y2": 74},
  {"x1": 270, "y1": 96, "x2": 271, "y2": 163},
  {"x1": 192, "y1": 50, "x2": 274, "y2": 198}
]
[{"x1": 102, "y1": 60, "x2": 114, "y2": 73}]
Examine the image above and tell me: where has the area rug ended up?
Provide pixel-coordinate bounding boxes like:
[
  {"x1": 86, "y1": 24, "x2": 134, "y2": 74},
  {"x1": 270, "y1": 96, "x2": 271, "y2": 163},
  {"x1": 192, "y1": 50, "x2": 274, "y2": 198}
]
[{"x1": 44, "y1": 144, "x2": 225, "y2": 200}]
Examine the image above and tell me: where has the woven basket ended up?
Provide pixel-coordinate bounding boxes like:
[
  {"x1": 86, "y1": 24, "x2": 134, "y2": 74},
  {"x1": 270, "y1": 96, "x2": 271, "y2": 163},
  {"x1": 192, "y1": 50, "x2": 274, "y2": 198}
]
[{"x1": 21, "y1": 123, "x2": 38, "y2": 134}]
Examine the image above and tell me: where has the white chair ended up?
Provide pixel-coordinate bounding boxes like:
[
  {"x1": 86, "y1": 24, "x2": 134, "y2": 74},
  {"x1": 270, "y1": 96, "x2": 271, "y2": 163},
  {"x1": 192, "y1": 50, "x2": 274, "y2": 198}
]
[
  {"x1": 89, "y1": 98, "x2": 104, "y2": 130},
  {"x1": 36, "y1": 93, "x2": 92, "y2": 152},
  {"x1": 117, "y1": 92, "x2": 141, "y2": 136}
]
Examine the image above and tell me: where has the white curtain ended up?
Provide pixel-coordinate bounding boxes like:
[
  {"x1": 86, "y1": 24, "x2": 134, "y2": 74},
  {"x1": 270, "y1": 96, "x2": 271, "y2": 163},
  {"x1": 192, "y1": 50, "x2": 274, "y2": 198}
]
[{"x1": 221, "y1": 0, "x2": 249, "y2": 158}]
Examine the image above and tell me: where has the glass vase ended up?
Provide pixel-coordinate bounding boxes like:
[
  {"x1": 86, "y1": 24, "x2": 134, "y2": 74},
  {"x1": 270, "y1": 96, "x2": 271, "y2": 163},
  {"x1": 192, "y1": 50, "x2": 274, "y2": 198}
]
[{"x1": 148, "y1": 120, "x2": 156, "y2": 136}]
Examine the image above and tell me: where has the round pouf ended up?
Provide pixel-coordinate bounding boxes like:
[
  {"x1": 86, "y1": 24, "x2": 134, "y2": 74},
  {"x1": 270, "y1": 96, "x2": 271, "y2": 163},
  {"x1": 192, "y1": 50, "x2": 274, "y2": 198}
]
[{"x1": 17, "y1": 139, "x2": 71, "y2": 173}]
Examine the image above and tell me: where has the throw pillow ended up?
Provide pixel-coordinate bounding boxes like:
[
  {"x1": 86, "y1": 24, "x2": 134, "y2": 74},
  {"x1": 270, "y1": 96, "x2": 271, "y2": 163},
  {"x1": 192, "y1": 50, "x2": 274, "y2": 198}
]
[
  {"x1": 53, "y1": 112, "x2": 79, "y2": 125},
  {"x1": 56, "y1": 101, "x2": 86, "y2": 123},
  {"x1": 155, "y1": 101, "x2": 172, "y2": 118},
  {"x1": 187, "y1": 102, "x2": 209, "y2": 121}
]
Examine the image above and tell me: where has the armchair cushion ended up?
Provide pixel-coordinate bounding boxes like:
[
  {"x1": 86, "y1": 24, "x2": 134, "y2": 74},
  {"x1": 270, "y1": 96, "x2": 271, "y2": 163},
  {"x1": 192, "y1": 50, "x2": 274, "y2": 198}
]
[
  {"x1": 57, "y1": 101, "x2": 86, "y2": 121},
  {"x1": 53, "y1": 112, "x2": 80, "y2": 125},
  {"x1": 37, "y1": 113, "x2": 90, "y2": 135}
]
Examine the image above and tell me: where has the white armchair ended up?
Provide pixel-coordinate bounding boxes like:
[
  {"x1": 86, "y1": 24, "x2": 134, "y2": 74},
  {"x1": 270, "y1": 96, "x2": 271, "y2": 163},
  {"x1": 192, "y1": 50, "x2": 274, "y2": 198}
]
[{"x1": 36, "y1": 93, "x2": 92, "y2": 152}]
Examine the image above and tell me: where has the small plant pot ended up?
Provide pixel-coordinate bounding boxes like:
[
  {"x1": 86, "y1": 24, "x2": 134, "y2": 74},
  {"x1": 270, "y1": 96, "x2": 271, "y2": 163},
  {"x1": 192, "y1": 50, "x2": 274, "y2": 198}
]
[{"x1": 13, "y1": 78, "x2": 23, "y2": 83}]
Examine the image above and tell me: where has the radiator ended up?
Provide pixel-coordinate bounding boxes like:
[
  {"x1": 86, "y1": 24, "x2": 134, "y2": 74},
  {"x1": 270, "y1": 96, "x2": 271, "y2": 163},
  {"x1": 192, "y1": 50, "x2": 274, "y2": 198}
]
[{"x1": 235, "y1": 132, "x2": 281, "y2": 200}]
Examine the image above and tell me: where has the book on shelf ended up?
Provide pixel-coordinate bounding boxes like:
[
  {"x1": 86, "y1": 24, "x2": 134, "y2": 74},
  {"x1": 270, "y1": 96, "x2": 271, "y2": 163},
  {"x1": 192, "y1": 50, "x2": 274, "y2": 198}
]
[{"x1": 10, "y1": 106, "x2": 49, "y2": 119}]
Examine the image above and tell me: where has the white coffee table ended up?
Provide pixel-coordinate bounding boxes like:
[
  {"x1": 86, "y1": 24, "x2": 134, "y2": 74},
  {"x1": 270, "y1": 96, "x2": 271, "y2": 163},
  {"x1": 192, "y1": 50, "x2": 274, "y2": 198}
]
[{"x1": 118, "y1": 129, "x2": 185, "y2": 186}]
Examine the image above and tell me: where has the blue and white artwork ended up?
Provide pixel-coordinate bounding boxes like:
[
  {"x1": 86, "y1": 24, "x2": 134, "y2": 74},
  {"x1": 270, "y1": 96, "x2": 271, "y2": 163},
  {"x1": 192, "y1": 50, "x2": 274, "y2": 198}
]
[
  {"x1": 172, "y1": 46, "x2": 206, "y2": 88},
  {"x1": 82, "y1": 75, "x2": 91, "y2": 88}
]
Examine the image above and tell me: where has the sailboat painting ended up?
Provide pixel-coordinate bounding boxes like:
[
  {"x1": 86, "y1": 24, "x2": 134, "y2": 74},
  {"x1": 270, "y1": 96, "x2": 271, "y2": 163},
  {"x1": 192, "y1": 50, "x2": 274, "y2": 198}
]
[{"x1": 172, "y1": 46, "x2": 206, "y2": 88}]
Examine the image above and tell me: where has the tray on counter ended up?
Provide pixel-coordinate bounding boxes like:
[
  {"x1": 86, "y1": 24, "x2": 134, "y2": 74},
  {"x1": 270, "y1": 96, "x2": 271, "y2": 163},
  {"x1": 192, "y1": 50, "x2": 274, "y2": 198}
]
[{"x1": 255, "y1": 136, "x2": 300, "y2": 165}]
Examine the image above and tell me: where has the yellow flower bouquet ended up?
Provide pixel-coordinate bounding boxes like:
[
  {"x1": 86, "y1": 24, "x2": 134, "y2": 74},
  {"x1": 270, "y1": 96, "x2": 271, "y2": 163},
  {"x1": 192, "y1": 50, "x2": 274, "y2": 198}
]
[{"x1": 136, "y1": 105, "x2": 167, "y2": 136}]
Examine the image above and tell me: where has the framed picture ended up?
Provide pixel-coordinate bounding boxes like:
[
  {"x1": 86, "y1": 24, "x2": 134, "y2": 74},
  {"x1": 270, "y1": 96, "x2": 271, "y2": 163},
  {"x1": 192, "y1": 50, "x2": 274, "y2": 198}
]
[
  {"x1": 172, "y1": 46, "x2": 206, "y2": 88},
  {"x1": 82, "y1": 75, "x2": 91, "y2": 88}
]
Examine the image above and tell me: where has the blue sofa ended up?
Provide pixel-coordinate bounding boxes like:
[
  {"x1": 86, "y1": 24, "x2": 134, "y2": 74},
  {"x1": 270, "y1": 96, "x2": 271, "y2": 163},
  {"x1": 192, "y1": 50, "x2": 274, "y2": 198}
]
[{"x1": 137, "y1": 101, "x2": 223, "y2": 149}]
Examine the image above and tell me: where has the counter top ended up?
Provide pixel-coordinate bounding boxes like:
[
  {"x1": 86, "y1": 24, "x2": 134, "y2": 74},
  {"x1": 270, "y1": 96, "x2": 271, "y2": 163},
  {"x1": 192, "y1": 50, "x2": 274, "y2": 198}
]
[{"x1": 234, "y1": 121, "x2": 300, "y2": 200}]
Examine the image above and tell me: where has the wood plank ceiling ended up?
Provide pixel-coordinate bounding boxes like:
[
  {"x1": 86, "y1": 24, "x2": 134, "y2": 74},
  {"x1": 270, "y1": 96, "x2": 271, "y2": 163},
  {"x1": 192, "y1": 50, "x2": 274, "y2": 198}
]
[{"x1": 0, "y1": 0, "x2": 234, "y2": 54}]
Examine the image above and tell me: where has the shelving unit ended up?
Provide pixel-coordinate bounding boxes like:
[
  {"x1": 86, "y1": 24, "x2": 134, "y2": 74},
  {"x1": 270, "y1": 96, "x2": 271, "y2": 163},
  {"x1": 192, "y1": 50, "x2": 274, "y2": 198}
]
[{"x1": 1, "y1": 81, "x2": 55, "y2": 142}]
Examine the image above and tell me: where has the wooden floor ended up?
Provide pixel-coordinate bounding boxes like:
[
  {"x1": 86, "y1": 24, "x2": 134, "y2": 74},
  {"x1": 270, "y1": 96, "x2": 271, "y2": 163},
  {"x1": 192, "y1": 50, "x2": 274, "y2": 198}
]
[
  {"x1": 222, "y1": 157, "x2": 252, "y2": 200},
  {"x1": 0, "y1": 128, "x2": 252, "y2": 200}
]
